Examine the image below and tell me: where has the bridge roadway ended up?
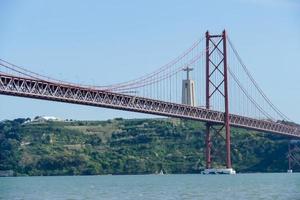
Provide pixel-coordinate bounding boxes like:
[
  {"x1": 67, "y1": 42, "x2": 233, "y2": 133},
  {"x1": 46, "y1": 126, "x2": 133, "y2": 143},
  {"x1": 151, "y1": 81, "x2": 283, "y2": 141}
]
[{"x1": 0, "y1": 73, "x2": 299, "y2": 138}]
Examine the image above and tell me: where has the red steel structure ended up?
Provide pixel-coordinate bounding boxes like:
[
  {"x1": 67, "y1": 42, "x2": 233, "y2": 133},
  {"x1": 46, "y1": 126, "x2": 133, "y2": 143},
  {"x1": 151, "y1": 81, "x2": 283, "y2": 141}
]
[
  {"x1": 0, "y1": 30, "x2": 300, "y2": 170},
  {"x1": 0, "y1": 73, "x2": 299, "y2": 139},
  {"x1": 205, "y1": 30, "x2": 231, "y2": 169}
]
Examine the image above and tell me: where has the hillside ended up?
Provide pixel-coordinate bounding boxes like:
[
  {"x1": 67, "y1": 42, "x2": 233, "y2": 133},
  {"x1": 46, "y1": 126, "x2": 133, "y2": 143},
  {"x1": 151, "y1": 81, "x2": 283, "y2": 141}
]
[{"x1": 0, "y1": 118, "x2": 298, "y2": 176}]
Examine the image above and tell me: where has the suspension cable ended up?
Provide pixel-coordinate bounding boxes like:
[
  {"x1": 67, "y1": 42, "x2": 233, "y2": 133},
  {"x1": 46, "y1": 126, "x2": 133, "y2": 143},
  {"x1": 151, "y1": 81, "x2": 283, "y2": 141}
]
[{"x1": 227, "y1": 36, "x2": 290, "y2": 121}]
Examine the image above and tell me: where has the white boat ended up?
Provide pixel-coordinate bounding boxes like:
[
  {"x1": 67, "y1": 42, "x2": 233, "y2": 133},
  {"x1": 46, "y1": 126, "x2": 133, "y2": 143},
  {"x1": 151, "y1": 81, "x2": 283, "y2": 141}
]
[
  {"x1": 201, "y1": 168, "x2": 236, "y2": 175},
  {"x1": 158, "y1": 170, "x2": 164, "y2": 175}
]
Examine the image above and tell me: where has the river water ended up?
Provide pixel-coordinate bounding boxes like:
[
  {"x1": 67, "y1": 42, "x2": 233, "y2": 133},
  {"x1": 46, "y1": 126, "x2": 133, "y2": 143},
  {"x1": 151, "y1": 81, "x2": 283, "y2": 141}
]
[{"x1": 1, "y1": 173, "x2": 299, "y2": 200}]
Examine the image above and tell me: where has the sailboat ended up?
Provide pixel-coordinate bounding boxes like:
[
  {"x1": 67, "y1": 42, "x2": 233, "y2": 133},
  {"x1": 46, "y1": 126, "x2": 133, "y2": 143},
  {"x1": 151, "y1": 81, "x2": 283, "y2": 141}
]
[
  {"x1": 158, "y1": 169, "x2": 164, "y2": 175},
  {"x1": 154, "y1": 169, "x2": 164, "y2": 175}
]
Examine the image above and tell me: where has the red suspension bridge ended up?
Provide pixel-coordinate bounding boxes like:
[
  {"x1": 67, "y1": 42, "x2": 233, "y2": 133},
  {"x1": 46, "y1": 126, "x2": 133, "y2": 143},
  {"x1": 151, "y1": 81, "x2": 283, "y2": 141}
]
[{"x1": 0, "y1": 30, "x2": 299, "y2": 172}]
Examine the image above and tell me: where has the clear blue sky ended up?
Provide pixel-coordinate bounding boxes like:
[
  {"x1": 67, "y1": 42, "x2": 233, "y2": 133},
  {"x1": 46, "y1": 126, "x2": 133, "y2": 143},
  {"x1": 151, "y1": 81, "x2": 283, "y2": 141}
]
[{"x1": 0, "y1": 0, "x2": 299, "y2": 122}]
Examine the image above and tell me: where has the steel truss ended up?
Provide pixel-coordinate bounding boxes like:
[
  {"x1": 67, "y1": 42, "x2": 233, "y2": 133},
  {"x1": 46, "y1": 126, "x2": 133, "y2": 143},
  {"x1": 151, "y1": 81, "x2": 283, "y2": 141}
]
[{"x1": 0, "y1": 73, "x2": 299, "y2": 139}]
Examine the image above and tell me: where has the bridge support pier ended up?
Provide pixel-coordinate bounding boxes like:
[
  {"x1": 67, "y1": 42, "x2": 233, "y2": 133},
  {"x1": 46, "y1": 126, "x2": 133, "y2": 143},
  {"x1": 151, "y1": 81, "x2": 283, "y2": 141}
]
[
  {"x1": 205, "y1": 124, "x2": 211, "y2": 169},
  {"x1": 203, "y1": 30, "x2": 234, "y2": 174}
]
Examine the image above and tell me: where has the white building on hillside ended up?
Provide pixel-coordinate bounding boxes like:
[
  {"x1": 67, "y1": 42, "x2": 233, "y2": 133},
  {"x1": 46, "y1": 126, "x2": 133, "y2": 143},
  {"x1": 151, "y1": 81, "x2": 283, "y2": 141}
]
[{"x1": 33, "y1": 116, "x2": 62, "y2": 122}]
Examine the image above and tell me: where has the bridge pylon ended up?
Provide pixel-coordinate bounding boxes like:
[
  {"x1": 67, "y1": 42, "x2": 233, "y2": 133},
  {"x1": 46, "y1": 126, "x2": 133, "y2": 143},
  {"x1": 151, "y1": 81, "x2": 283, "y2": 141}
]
[{"x1": 203, "y1": 30, "x2": 235, "y2": 174}]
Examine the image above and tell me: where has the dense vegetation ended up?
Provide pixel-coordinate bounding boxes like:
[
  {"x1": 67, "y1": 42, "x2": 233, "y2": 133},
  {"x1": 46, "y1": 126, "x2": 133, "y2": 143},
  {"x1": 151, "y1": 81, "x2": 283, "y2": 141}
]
[{"x1": 0, "y1": 118, "x2": 299, "y2": 176}]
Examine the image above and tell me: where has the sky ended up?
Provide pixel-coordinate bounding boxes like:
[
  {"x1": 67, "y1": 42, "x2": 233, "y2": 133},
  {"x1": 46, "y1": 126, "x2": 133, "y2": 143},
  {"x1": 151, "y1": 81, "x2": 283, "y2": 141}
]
[{"x1": 0, "y1": 0, "x2": 299, "y2": 122}]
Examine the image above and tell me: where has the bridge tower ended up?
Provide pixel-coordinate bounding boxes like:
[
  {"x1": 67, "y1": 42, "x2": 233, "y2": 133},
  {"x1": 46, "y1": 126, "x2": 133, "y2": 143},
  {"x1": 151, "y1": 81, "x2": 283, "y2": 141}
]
[{"x1": 203, "y1": 30, "x2": 235, "y2": 174}]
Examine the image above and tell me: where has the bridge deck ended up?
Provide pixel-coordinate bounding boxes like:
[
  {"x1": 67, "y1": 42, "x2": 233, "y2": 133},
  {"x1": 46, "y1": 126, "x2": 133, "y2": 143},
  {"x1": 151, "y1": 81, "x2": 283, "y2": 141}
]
[{"x1": 0, "y1": 73, "x2": 299, "y2": 138}]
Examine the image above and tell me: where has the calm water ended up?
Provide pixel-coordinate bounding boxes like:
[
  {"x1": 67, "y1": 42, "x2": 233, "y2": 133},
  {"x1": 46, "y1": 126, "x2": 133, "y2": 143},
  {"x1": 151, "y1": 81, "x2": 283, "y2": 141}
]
[{"x1": 0, "y1": 173, "x2": 300, "y2": 200}]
